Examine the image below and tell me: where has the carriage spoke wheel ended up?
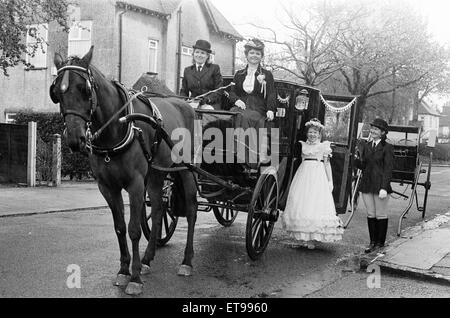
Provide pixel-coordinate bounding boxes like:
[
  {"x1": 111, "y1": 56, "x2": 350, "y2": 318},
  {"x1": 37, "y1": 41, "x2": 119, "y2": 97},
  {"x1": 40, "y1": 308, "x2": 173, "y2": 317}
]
[
  {"x1": 213, "y1": 202, "x2": 238, "y2": 227},
  {"x1": 246, "y1": 167, "x2": 279, "y2": 260},
  {"x1": 142, "y1": 179, "x2": 178, "y2": 247}
]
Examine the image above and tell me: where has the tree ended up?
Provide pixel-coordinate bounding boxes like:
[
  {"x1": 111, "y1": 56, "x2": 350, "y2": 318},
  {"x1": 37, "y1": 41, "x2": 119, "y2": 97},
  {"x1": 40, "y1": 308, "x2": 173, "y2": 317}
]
[
  {"x1": 244, "y1": 0, "x2": 360, "y2": 86},
  {"x1": 0, "y1": 0, "x2": 69, "y2": 76},
  {"x1": 333, "y1": 0, "x2": 449, "y2": 122}
]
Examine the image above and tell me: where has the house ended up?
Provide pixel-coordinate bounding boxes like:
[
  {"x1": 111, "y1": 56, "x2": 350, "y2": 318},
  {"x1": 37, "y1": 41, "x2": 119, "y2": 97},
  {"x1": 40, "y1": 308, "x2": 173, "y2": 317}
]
[
  {"x1": 417, "y1": 99, "x2": 442, "y2": 140},
  {"x1": 0, "y1": 0, "x2": 242, "y2": 123},
  {"x1": 438, "y1": 102, "x2": 450, "y2": 140}
]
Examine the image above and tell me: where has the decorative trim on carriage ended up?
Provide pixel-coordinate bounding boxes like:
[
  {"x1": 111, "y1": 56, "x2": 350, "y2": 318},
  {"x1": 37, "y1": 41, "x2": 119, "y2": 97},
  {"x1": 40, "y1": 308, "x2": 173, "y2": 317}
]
[
  {"x1": 277, "y1": 94, "x2": 290, "y2": 104},
  {"x1": 320, "y1": 94, "x2": 356, "y2": 113}
]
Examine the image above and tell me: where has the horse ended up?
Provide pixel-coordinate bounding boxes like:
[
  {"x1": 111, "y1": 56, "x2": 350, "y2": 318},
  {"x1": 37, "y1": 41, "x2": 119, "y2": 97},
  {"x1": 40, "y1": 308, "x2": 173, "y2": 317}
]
[{"x1": 50, "y1": 46, "x2": 198, "y2": 295}]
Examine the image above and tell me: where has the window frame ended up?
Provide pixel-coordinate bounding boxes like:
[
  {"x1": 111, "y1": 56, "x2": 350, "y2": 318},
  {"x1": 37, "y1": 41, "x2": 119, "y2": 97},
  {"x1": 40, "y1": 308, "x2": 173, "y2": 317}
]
[{"x1": 148, "y1": 39, "x2": 158, "y2": 74}]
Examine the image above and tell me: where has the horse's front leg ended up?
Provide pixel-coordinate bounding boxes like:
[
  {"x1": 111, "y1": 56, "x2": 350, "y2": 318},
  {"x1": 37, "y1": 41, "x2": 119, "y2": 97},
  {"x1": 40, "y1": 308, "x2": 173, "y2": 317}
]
[
  {"x1": 178, "y1": 171, "x2": 198, "y2": 276},
  {"x1": 124, "y1": 179, "x2": 146, "y2": 295},
  {"x1": 98, "y1": 183, "x2": 131, "y2": 287},
  {"x1": 141, "y1": 172, "x2": 165, "y2": 270}
]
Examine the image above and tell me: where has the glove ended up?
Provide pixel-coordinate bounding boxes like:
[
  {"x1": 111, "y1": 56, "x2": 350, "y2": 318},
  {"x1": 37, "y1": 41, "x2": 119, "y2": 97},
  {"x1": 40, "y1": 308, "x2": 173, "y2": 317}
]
[
  {"x1": 328, "y1": 181, "x2": 334, "y2": 192},
  {"x1": 235, "y1": 100, "x2": 246, "y2": 110},
  {"x1": 266, "y1": 110, "x2": 274, "y2": 121},
  {"x1": 379, "y1": 189, "x2": 387, "y2": 199}
]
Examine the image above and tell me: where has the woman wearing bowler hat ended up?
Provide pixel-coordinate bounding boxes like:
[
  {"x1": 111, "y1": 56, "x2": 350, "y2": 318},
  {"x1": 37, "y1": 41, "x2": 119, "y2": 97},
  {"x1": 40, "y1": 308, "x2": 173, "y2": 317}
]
[
  {"x1": 180, "y1": 39, "x2": 223, "y2": 110},
  {"x1": 354, "y1": 118, "x2": 394, "y2": 253}
]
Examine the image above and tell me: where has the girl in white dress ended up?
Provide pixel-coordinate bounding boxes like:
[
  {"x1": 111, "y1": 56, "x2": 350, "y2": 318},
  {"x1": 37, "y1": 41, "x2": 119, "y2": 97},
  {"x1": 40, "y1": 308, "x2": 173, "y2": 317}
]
[{"x1": 282, "y1": 118, "x2": 344, "y2": 249}]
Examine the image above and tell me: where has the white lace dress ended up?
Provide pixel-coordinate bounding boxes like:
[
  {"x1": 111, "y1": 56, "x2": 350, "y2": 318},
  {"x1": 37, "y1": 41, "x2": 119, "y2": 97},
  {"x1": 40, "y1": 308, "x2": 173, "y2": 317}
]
[{"x1": 281, "y1": 140, "x2": 344, "y2": 242}]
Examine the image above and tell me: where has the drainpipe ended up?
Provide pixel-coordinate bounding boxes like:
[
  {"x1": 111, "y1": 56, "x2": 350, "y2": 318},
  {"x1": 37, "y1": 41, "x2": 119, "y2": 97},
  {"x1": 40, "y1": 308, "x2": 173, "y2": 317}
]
[
  {"x1": 176, "y1": 6, "x2": 182, "y2": 93},
  {"x1": 118, "y1": 9, "x2": 127, "y2": 82}
]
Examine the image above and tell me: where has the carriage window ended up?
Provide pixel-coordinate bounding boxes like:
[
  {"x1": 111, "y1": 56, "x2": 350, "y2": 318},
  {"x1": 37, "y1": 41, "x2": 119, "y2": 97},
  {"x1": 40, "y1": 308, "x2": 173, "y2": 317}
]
[
  {"x1": 148, "y1": 40, "x2": 158, "y2": 73},
  {"x1": 26, "y1": 24, "x2": 48, "y2": 68},
  {"x1": 323, "y1": 101, "x2": 352, "y2": 145},
  {"x1": 68, "y1": 20, "x2": 92, "y2": 58}
]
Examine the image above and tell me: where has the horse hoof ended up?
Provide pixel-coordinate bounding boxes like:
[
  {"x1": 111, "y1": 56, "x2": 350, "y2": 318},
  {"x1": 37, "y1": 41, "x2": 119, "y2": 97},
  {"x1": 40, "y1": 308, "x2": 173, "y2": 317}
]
[
  {"x1": 177, "y1": 264, "x2": 193, "y2": 276},
  {"x1": 114, "y1": 274, "x2": 131, "y2": 287},
  {"x1": 141, "y1": 264, "x2": 151, "y2": 275},
  {"x1": 125, "y1": 282, "x2": 144, "y2": 295}
]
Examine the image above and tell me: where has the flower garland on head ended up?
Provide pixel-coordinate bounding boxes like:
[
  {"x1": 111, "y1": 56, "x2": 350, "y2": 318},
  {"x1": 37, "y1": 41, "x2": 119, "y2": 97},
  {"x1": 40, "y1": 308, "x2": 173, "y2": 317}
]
[{"x1": 305, "y1": 118, "x2": 325, "y2": 130}]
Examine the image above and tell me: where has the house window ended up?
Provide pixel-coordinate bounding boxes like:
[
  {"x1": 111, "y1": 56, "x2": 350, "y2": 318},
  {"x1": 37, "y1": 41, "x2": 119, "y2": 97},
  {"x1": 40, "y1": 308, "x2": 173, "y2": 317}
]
[
  {"x1": 5, "y1": 113, "x2": 17, "y2": 124},
  {"x1": 26, "y1": 24, "x2": 48, "y2": 68},
  {"x1": 148, "y1": 40, "x2": 158, "y2": 73},
  {"x1": 68, "y1": 20, "x2": 92, "y2": 57}
]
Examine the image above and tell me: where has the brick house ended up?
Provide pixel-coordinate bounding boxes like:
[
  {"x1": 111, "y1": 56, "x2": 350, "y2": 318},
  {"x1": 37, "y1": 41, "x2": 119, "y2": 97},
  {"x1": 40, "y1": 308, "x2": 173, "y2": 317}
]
[{"x1": 0, "y1": 0, "x2": 242, "y2": 123}]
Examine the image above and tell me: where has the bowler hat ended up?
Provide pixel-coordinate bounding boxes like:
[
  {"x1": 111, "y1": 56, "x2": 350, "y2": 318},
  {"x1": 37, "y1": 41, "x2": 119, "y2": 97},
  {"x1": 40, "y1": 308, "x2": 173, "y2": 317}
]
[
  {"x1": 193, "y1": 39, "x2": 212, "y2": 53},
  {"x1": 370, "y1": 118, "x2": 389, "y2": 133}
]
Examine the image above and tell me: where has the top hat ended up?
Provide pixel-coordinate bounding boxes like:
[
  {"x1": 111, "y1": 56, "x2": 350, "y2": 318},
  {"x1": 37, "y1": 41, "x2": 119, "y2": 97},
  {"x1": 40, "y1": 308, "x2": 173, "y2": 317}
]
[
  {"x1": 193, "y1": 39, "x2": 212, "y2": 53},
  {"x1": 370, "y1": 118, "x2": 389, "y2": 133},
  {"x1": 244, "y1": 38, "x2": 265, "y2": 51}
]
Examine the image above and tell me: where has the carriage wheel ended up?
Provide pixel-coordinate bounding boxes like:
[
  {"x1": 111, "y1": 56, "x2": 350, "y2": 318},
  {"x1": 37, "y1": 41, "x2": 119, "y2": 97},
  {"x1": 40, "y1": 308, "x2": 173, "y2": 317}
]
[
  {"x1": 213, "y1": 202, "x2": 238, "y2": 227},
  {"x1": 142, "y1": 179, "x2": 178, "y2": 247},
  {"x1": 246, "y1": 167, "x2": 279, "y2": 260}
]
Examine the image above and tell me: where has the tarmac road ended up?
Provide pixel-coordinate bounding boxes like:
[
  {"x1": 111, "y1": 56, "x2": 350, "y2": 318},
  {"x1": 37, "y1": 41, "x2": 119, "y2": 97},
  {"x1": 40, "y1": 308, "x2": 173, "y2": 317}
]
[{"x1": 0, "y1": 166, "x2": 449, "y2": 298}]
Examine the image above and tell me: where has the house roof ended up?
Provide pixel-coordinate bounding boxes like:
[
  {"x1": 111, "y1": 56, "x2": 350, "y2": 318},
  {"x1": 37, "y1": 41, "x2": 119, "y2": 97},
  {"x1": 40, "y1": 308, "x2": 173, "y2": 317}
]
[
  {"x1": 418, "y1": 100, "x2": 442, "y2": 117},
  {"x1": 116, "y1": 0, "x2": 181, "y2": 17},
  {"x1": 199, "y1": 0, "x2": 243, "y2": 40},
  {"x1": 116, "y1": 0, "x2": 243, "y2": 40}
]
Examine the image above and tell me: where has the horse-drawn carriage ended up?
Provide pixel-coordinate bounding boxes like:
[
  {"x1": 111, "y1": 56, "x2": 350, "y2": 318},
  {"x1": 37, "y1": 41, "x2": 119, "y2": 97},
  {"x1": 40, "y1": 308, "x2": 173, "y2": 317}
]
[{"x1": 135, "y1": 75, "x2": 360, "y2": 260}]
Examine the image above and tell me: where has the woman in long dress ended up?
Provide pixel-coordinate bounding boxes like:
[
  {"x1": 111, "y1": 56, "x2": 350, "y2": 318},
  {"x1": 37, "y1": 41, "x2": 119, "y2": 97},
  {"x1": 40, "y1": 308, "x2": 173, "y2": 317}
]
[{"x1": 282, "y1": 118, "x2": 344, "y2": 249}]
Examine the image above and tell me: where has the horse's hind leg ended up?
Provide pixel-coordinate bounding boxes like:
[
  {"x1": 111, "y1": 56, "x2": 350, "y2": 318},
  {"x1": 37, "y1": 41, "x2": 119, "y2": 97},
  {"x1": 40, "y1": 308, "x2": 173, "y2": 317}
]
[
  {"x1": 98, "y1": 183, "x2": 130, "y2": 286},
  {"x1": 178, "y1": 171, "x2": 198, "y2": 276}
]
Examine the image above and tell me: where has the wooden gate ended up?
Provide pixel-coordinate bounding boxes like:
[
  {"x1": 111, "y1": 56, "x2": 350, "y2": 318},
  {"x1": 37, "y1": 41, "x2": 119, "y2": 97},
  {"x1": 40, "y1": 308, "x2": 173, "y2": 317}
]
[{"x1": 0, "y1": 123, "x2": 28, "y2": 183}]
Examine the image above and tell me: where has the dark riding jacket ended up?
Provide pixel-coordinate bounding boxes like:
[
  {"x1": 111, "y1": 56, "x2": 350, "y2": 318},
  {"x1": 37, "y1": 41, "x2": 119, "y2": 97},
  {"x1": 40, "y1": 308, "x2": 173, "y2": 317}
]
[
  {"x1": 228, "y1": 65, "x2": 277, "y2": 116},
  {"x1": 180, "y1": 63, "x2": 223, "y2": 108},
  {"x1": 355, "y1": 139, "x2": 394, "y2": 194}
]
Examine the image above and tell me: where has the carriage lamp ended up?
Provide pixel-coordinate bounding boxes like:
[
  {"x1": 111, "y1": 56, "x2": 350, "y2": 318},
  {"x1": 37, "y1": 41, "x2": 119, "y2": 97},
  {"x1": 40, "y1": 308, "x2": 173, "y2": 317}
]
[{"x1": 295, "y1": 89, "x2": 309, "y2": 111}]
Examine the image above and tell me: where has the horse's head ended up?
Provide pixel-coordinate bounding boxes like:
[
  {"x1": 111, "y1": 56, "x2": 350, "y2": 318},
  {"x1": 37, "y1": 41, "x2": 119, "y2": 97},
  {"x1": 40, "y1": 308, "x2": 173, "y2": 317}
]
[{"x1": 50, "y1": 46, "x2": 97, "y2": 153}]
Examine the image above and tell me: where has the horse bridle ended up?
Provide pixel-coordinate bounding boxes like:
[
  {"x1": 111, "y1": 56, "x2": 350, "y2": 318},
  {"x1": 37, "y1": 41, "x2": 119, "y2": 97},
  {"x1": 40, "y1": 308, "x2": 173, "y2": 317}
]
[{"x1": 50, "y1": 64, "x2": 98, "y2": 123}]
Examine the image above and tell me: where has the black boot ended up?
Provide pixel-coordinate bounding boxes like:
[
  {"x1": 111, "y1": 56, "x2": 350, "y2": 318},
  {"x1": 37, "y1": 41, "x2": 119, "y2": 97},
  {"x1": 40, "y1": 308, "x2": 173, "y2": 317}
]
[
  {"x1": 375, "y1": 218, "x2": 388, "y2": 249},
  {"x1": 364, "y1": 217, "x2": 377, "y2": 253}
]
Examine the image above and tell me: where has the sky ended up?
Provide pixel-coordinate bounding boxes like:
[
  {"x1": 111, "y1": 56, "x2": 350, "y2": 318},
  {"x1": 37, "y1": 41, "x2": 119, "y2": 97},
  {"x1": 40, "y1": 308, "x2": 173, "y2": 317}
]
[{"x1": 210, "y1": 0, "x2": 450, "y2": 45}]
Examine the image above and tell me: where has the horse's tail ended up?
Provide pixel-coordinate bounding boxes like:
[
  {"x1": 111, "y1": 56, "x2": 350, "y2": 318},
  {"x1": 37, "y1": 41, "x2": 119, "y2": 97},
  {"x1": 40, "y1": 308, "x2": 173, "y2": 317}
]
[{"x1": 171, "y1": 172, "x2": 187, "y2": 217}]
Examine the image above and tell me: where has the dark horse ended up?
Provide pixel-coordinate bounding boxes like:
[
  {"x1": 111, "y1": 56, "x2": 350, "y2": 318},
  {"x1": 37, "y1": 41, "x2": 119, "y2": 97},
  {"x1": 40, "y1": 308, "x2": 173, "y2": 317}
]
[{"x1": 50, "y1": 46, "x2": 198, "y2": 295}]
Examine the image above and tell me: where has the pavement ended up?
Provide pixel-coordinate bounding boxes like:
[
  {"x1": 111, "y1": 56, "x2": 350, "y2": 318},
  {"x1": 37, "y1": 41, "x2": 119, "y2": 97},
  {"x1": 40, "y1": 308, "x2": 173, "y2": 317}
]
[
  {"x1": 0, "y1": 181, "x2": 129, "y2": 217},
  {"x1": 1, "y1": 180, "x2": 449, "y2": 286},
  {"x1": 360, "y1": 212, "x2": 450, "y2": 284}
]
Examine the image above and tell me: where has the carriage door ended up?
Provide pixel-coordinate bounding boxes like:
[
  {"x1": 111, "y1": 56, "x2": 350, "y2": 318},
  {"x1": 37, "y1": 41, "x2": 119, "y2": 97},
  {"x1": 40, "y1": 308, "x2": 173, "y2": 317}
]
[{"x1": 321, "y1": 94, "x2": 358, "y2": 214}]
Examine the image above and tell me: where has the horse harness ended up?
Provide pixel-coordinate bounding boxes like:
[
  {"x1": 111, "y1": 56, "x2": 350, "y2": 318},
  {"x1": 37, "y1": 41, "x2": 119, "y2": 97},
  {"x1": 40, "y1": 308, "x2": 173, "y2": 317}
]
[{"x1": 50, "y1": 63, "x2": 164, "y2": 164}]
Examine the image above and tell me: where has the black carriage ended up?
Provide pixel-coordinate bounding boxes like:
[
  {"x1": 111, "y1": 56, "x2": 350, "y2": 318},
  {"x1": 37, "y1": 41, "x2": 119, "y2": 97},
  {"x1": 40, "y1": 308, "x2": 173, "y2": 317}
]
[{"x1": 136, "y1": 76, "x2": 360, "y2": 260}]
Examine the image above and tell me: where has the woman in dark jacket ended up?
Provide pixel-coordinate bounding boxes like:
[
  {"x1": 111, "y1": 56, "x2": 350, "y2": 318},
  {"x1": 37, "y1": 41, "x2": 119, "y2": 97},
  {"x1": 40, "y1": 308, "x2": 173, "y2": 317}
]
[
  {"x1": 180, "y1": 39, "x2": 223, "y2": 110},
  {"x1": 228, "y1": 38, "x2": 276, "y2": 165},
  {"x1": 355, "y1": 118, "x2": 394, "y2": 253}
]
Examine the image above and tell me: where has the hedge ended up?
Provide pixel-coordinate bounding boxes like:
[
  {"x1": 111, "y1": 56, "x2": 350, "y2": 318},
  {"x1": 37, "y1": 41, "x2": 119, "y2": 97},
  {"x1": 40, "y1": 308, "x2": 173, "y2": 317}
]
[
  {"x1": 14, "y1": 110, "x2": 92, "y2": 180},
  {"x1": 419, "y1": 142, "x2": 450, "y2": 162}
]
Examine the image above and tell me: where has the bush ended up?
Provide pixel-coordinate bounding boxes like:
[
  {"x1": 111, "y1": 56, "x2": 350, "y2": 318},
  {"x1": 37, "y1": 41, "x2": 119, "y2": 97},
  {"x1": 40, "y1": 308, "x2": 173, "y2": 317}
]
[
  {"x1": 419, "y1": 142, "x2": 450, "y2": 162},
  {"x1": 14, "y1": 110, "x2": 92, "y2": 180}
]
